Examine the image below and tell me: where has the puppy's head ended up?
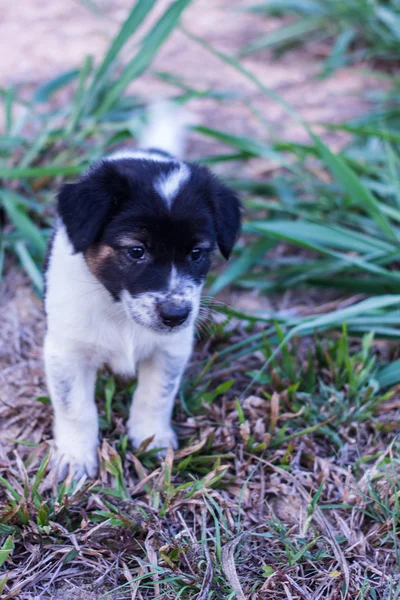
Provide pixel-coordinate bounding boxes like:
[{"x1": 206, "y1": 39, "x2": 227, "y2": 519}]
[{"x1": 58, "y1": 157, "x2": 241, "y2": 332}]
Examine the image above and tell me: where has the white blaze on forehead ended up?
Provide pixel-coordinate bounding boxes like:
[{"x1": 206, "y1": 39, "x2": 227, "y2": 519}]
[
  {"x1": 155, "y1": 163, "x2": 190, "y2": 208},
  {"x1": 169, "y1": 265, "x2": 180, "y2": 292}
]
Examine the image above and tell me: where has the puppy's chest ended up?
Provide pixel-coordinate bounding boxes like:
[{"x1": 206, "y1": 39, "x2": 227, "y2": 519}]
[{"x1": 96, "y1": 318, "x2": 157, "y2": 377}]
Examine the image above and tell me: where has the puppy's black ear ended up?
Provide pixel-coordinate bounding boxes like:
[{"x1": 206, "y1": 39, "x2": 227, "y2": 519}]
[
  {"x1": 57, "y1": 161, "x2": 129, "y2": 253},
  {"x1": 211, "y1": 178, "x2": 241, "y2": 259}
]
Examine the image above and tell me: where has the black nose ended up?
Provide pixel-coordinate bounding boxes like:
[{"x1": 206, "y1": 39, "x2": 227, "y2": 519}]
[{"x1": 159, "y1": 303, "x2": 191, "y2": 328}]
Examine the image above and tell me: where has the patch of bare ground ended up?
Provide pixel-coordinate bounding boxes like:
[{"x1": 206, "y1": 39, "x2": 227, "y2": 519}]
[
  {"x1": 1, "y1": 1, "x2": 399, "y2": 598},
  {"x1": 0, "y1": 0, "x2": 385, "y2": 148},
  {"x1": 2, "y1": 261, "x2": 400, "y2": 597},
  {"x1": 0, "y1": 269, "x2": 47, "y2": 445}
]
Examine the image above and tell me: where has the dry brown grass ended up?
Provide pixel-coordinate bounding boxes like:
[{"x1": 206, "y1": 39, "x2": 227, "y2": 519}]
[
  {"x1": 1, "y1": 1, "x2": 400, "y2": 598},
  {"x1": 1, "y1": 269, "x2": 400, "y2": 599}
]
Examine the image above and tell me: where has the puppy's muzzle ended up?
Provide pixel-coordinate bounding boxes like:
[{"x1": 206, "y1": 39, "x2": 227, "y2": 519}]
[{"x1": 158, "y1": 301, "x2": 191, "y2": 328}]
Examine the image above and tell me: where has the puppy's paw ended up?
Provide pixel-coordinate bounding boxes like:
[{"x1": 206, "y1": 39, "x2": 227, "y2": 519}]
[
  {"x1": 51, "y1": 442, "x2": 98, "y2": 481},
  {"x1": 128, "y1": 421, "x2": 178, "y2": 456}
]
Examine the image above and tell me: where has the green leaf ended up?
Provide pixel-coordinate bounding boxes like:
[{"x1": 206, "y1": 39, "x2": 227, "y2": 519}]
[
  {"x1": 105, "y1": 376, "x2": 116, "y2": 425},
  {"x1": 312, "y1": 135, "x2": 398, "y2": 242},
  {"x1": 14, "y1": 241, "x2": 44, "y2": 294},
  {"x1": 1, "y1": 191, "x2": 46, "y2": 255},
  {"x1": 183, "y1": 27, "x2": 304, "y2": 128},
  {"x1": 32, "y1": 451, "x2": 51, "y2": 494},
  {"x1": 262, "y1": 565, "x2": 275, "y2": 577},
  {"x1": 32, "y1": 69, "x2": 80, "y2": 104},
  {"x1": 194, "y1": 125, "x2": 297, "y2": 170},
  {"x1": 65, "y1": 56, "x2": 93, "y2": 135},
  {"x1": 289, "y1": 538, "x2": 319, "y2": 565},
  {"x1": 377, "y1": 359, "x2": 400, "y2": 388},
  {"x1": 86, "y1": 0, "x2": 157, "y2": 108},
  {"x1": 210, "y1": 238, "x2": 276, "y2": 295},
  {"x1": 240, "y1": 16, "x2": 323, "y2": 56},
  {"x1": 0, "y1": 573, "x2": 8, "y2": 594},
  {"x1": 0, "y1": 164, "x2": 83, "y2": 179},
  {"x1": 0, "y1": 536, "x2": 14, "y2": 568},
  {"x1": 97, "y1": 0, "x2": 192, "y2": 116},
  {"x1": 246, "y1": 219, "x2": 394, "y2": 254},
  {"x1": 63, "y1": 548, "x2": 79, "y2": 563},
  {"x1": 247, "y1": 221, "x2": 400, "y2": 281},
  {"x1": 202, "y1": 380, "x2": 235, "y2": 404},
  {"x1": 320, "y1": 28, "x2": 355, "y2": 77}
]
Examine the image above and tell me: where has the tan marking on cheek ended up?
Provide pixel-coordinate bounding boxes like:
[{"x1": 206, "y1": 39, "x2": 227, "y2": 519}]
[{"x1": 85, "y1": 244, "x2": 115, "y2": 277}]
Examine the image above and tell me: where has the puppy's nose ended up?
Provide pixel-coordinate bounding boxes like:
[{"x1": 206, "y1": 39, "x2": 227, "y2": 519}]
[{"x1": 158, "y1": 302, "x2": 191, "y2": 327}]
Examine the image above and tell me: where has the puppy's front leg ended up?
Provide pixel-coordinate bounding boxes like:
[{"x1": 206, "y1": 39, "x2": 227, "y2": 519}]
[
  {"x1": 128, "y1": 350, "x2": 188, "y2": 453},
  {"x1": 44, "y1": 338, "x2": 99, "y2": 480}
]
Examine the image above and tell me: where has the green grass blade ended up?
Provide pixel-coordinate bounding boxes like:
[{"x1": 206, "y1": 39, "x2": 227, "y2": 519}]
[
  {"x1": 312, "y1": 135, "x2": 398, "y2": 242},
  {"x1": 377, "y1": 359, "x2": 400, "y2": 388},
  {"x1": 246, "y1": 219, "x2": 395, "y2": 253},
  {"x1": 0, "y1": 165, "x2": 83, "y2": 179},
  {"x1": 19, "y1": 131, "x2": 50, "y2": 169},
  {"x1": 14, "y1": 241, "x2": 44, "y2": 294},
  {"x1": 210, "y1": 239, "x2": 276, "y2": 295},
  {"x1": 0, "y1": 536, "x2": 14, "y2": 568},
  {"x1": 32, "y1": 69, "x2": 79, "y2": 104},
  {"x1": 246, "y1": 221, "x2": 400, "y2": 281},
  {"x1": 239, "y1": 16, "x2": 323, "y2": 56},
  {"x1": 241, "y1": 295, "x2": 400, "y2": 399},
  {"x1": 320, "y1": 28, "x2": 355, "y2": 76},
  {"x1": 322, "y1": 123, "x2": 400, "y2": 144},
  {"x1": 245, "y1": 0, "x2": 325, "y2": 16},
  {"x1": 3, "y1": 86, "x2": 15, "y2": 134},
  {"x1": 182, "y1": 26, "x2": 305, "y2": 129},
  {"x1": 194, "y1": 125, "x2": 299, "y2": 172},
  {"x1": 97, "y1": 0, "x2": 192, "y2": 117},
  {"x1": 0, "y1": 242, "x2": 4, "y2": 283},
  {"x1": 1, "y1": 191, "x2": 46, "y2": 255},
  {"x1": 88, "y1": 0, "x2": 157, "y2": 99},
  {"x1": 65, "y1": 55, "x2": 94, "y2": 136}
]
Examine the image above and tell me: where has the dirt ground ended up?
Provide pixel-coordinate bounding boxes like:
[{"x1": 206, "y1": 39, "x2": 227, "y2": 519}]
[
  {"x1": 0, "y1": 2, "x2": 390, "y2": 597},
  {"x1": 0, "y1": 0, "x2": 382, "y2": 398},
  {"x1": 0, "y1": 0, "x2": 382, "y2": 143},
  {"x1": 0, "y1": 0, "x2": 384, "y2": 490}
]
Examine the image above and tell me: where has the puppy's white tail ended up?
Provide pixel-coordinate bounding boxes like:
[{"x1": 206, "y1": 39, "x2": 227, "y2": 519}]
[{"x1": 139, "y1": 101, "x2": 187, "y2": 160}]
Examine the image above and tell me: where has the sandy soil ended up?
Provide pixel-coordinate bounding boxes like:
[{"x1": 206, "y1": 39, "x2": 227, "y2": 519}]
[
  {"x1": 0, "y1": 0, "x2": 380, "y2": 145},
  {"x1": 1, "y1": 3, "x2": 394, "y2": 598}
]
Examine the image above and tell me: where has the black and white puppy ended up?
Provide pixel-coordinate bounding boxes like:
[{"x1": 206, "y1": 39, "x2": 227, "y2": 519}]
[{"x1": 44, "y1": 105, "x2": 241, "y2": 479}]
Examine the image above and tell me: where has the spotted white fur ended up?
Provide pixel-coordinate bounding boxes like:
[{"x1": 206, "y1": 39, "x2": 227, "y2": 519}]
[
  {"x1": 42, "y1": 100, "x2": 243, "y2": 482},
  {"x1": 45, "y1": 226, "x2": 198, "y2": 480},
  {"x1": 44, "y1": 103, "x2": 199, "y2": 480}
]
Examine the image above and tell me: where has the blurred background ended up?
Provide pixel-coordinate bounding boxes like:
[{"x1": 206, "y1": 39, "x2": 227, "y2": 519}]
[{"x1": 1, "y1": 1, "x2": 400, "y2": 598}]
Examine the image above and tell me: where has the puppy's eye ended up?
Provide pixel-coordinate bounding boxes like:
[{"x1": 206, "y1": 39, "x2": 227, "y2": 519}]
[
  {"x1": 127, "y1": 246, "x2": 145, "y2": 260},
  {"x1": 190, "y1": 248, "x2": 204, "y2": 262}
]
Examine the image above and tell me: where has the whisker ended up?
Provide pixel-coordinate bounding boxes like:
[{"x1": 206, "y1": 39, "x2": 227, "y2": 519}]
[
  {"x1": 106, "y1": 306, "x2": 127, "y2": 320},
  {"x1": 69, "y1": 277, "x2": 106, "y2": 286},
  {"x1": 196, "y1": 321, "x2": 216, "y2": 338},
  {"x1": 78, "y1": 288, "x2": 109, "y2": 301},
  {"x1": 198, "y1": 307, "x2": 224, "y2": 320},
  {"x1": 200, "y1": 296, "x2": 232, "y2": 310}
]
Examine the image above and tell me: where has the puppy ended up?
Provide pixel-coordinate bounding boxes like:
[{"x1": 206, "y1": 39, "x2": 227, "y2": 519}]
[{"x1": 44, "y1": 104, "x2": 241, "y2": 479}]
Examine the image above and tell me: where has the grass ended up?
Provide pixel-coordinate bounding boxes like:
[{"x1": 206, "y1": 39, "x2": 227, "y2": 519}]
[
  {"x1": 239, "y1": 0, "x2": 400, "y2": 72},
  {"x1": 1, "y1": 0, "x2": 400, "y2": 597},
  {"x1": 0, "y1": 0, "x2": 191, "y2": 293},
  {"x1": 1, "y1": 323, "x2": 400, "y2": 597}
]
